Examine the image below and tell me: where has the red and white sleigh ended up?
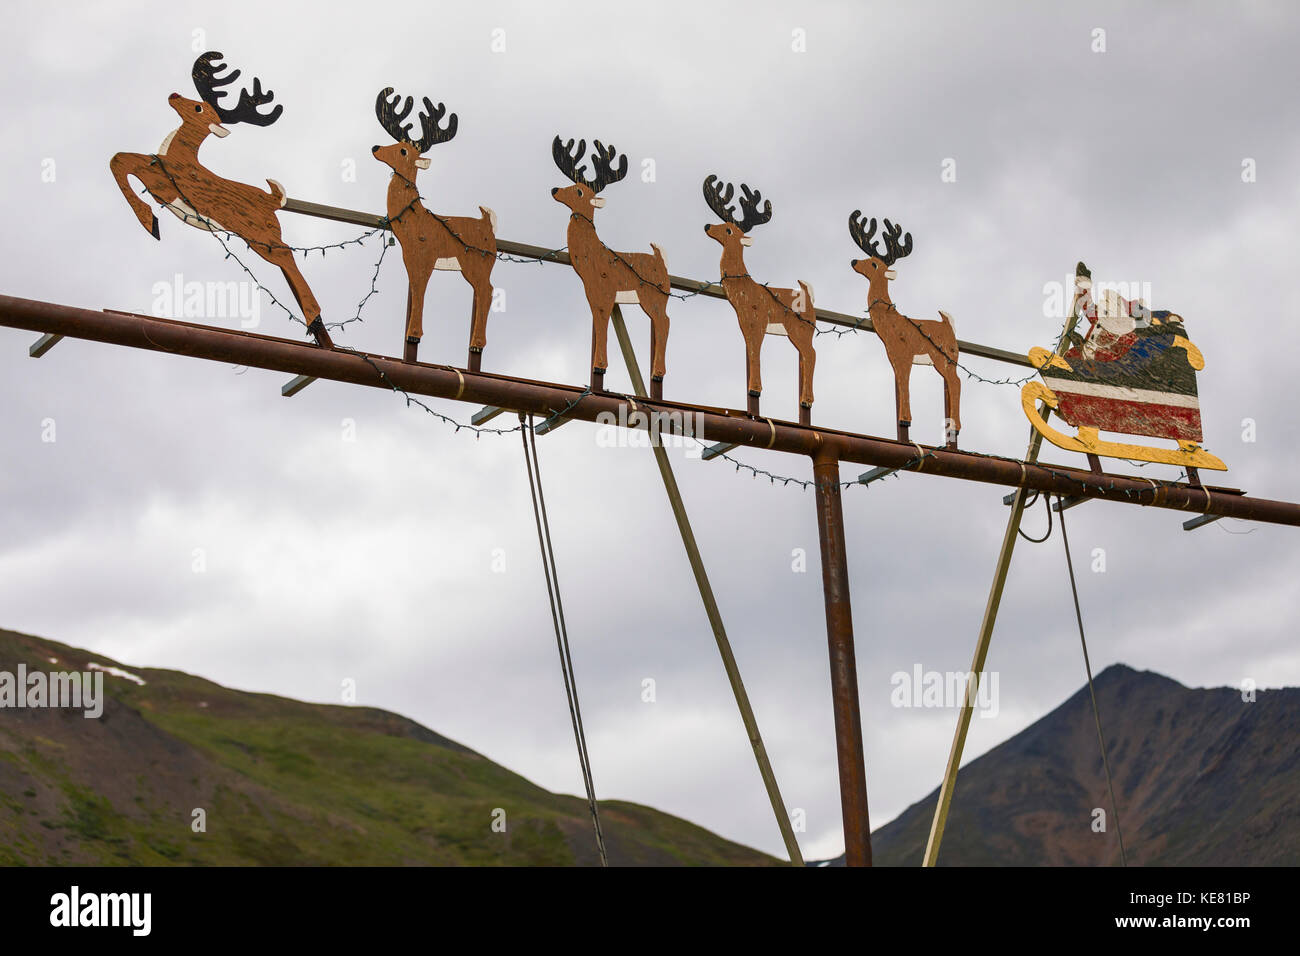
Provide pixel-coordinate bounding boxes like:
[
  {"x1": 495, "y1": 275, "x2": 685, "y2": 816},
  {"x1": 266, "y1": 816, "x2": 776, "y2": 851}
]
[{"x1": 1021, "y1": 263, "x2": 1226, "y2": 471}]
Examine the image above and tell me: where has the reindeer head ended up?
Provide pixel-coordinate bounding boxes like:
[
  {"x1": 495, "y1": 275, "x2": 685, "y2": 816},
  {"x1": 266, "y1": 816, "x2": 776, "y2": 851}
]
[
  {"x1": 173, "y1": 52, "x2": 283, "y2": 140},
  {"x1": 848, "y1": 212, "x2": 912, "y2": 284},
  {"x1": 702, "y1": 175, "x2": 772, "y2": 251},
  {"x1": 551, "y1": 137, "x2": 627, "y2": 215},
  {"x1": 372, "y1": 89, "x2": 458, "y2": 180}
]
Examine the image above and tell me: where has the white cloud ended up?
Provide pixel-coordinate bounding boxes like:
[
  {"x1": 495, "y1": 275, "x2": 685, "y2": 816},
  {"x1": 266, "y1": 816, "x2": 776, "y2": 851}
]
[{"x1": 1, "y1": 0, "x2": 1296, "y2": 861}]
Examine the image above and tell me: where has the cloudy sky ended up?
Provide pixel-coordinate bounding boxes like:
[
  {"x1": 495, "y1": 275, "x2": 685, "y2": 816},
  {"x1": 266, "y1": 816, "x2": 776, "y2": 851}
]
[{"x1": 1, "y1": 1, "x2": 1297, "y2": 862}]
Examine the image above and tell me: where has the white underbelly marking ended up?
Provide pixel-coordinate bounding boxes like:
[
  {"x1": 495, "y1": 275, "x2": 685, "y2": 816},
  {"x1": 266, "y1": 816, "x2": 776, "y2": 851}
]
[
  {"x1": 164, "y1": 199, "x2": 224, "y2": 234},
  {"x1": 435, "y1": 257, "x2": 462, "y2": 271},
  {"x1": 614, "y1": 290, "x2": 639, "y2": 304}
]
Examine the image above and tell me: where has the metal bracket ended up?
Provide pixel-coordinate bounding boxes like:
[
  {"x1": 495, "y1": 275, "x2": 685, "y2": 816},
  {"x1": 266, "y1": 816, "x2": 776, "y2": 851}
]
[
  {"x1": 702, "y1": 442, "x2": 738, "y2": 461},
  {"x1": 29, "y1": 333, "x2": 63, "y2": 358},
  {"x1": 1000, "y1": 490, "x2": 1089, "y2": 512},
  {"x1": 485, "y1": 405, "x2": 568, "y2": 434},
  {"x1": 1182, "y1": 513, "x2": 1223, "y2": 531},
  {"x1": 858, "y1": 466, "x2": 898, "y2": 486},
  {"x1": 472, "y1": 405, "x2": 509, "y2": 427},
  {"x1": 281, "y1": 374, "x2": 316, "y2": 397},
  {"x1": 1052, "y1": 496, "x2": 1089, "y2": 513},
  {"x1": 533, "y1": 412, "x2": 572, "y2": 435}
]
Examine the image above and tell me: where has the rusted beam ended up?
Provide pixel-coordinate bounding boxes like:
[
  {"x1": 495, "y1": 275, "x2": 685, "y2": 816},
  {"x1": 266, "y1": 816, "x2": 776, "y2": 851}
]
[
  {"x1": 813, "y1": 447, "x2": 872, "y2": 866},
  {"x1": 3, "y1": 295, "x2": 1298, "y2": 527}
]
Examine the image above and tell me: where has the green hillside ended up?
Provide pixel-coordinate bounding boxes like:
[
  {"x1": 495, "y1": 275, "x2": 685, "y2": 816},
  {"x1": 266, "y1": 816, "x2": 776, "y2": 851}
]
[{"x1": 0, "y1": 628, "x2": 776, "y2": 866}]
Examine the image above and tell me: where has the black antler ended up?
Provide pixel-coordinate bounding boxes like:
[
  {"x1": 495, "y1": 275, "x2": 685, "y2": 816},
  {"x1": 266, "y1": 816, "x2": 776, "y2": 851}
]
[
  {"x1": 703, "y1": 175, "x2": 772, "y2": 233},
  {"x1": 849, "y1": 211, "x2": 912, "y2": 265},
  {"x1": 192, "y1": 52, "x2": 283, "y2": 127},
  {"x1": 736, "y1": 184, "x2": 772, "y2": 233},
  {"x1": 703, "y1": 175, "x2": 735, "y2": 222},
  {"x1": 376, "y1": 88, "x2": 457, "y2": 152},
  {"x1": 414, "y1": 99, "x2": 457, "y2": 151},
  {"x1": 552, "y1": 136, "x2": 628, "y2": 193},
  {"x1": 848, "y1": 210, "x2": 881, "y2": 257},
  {"x1": 880, "y1": 219, "x2": 913, "y2": 265}
]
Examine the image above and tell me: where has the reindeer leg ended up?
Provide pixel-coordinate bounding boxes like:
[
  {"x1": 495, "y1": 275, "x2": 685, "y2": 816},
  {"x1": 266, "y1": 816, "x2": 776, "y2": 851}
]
[
  {"x1": 745, "y1": 328, "x2": 763, "y2": 416},
  {"x1": 467, "y1": 270, "x2": 492, "y2": 372},
  {"x1": 893, "y1": 358, "x2": 912, "y2": 442},
  {"x1": 396, "y1": 248, "x2": 434, "y2": 360},
  {"x1": 646, "y1": 297, "x2": 669, "y2": 400},
  {"x1": 403, "y1": 283, "x2": 428, "y2": 363},
  {"x1": 467, "y1": 285, "x2": 483, "y2": 372},
  {"x1": 797, "y1": 335, "x2": 815, "y2": 426},
  {"x1": 110, "y1": 153, "x2": 170, "y2": 239},
  {"x1": 943, "y1": 362, "x2": 962, "y2": 448},
  {"x1": 591, "y1": 300, "x2": 612, "y2": 392},
  {"x1": 264, "y1": 244, "x2": 332, "y2": 348}
]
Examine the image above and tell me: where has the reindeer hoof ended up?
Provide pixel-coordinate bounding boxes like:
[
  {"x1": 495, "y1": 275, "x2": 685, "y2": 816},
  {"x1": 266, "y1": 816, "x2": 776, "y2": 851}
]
[
  {"x1": 150, "y1": 215, "x2": 160, "y2": 240},
  {"x1": 307, "y1": 318, "x2": 333, "y2": 349}
]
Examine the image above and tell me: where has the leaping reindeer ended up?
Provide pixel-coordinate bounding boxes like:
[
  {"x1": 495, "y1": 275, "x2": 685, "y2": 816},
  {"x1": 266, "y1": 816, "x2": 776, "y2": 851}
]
[
  {"x1": 109, "y1": 52, "x2": 332, "y2": 347},
  {"x1": 372, "y1": 89, "x2": 497, "y2": 367},
  {"x1": 551, "y1": 137, "x2": 671, "y2": 399},
  {"x1": 703, "y1": 175, "x2": 816, "y2": 424},
  {"x1": 848, "y1": 213, "x2": 961, "y2": 448}
]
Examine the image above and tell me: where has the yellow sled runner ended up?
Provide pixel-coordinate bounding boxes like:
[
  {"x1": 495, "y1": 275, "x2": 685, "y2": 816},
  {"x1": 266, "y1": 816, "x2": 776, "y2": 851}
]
[{"x1": 1022, "y1": 264, "x2": 1226, "y2": 472}]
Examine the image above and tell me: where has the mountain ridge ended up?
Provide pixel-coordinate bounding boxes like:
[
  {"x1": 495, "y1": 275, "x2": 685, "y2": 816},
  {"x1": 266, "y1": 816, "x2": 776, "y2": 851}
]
[
  {"x1": 0, "y1": 627, "x2": 776, "y2": 866},
  {"x1": 820, "y1": 663, "x2": 1299, "y2": 866}
]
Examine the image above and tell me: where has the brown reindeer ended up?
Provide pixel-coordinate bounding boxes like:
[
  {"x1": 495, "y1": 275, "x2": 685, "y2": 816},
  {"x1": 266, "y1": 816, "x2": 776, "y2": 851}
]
[
  {"x1": 372, "y1": 89, "x2": 497, "y2": 367},
  {"x1": 848, "y1": 212, "x2": 961, "y2": 448},
  {"x1": 551, "y1": 137, "x2": 671, "y2": 399},
  {"x1": 703, "y1": 176, "x2": 816, "y2": 424},
  {"x1": 109, "y1": 52, "x2": 332, "y2": 347}
]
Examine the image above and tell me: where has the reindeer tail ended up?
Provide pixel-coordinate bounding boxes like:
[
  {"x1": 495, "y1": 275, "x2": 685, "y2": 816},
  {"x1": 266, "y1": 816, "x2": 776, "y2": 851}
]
[
  {"x1": 797, "y1": 280, "x2": 815, "y2": 313},
  {"x1": 480, "y1": 206, "x2": 499, "y2": 232},
  {"x1": 648, "y1": 243, "x2": 671, "y2": 293},
  {"x1": 266, "y1": 178, "x2": 287, "y2": 208}
]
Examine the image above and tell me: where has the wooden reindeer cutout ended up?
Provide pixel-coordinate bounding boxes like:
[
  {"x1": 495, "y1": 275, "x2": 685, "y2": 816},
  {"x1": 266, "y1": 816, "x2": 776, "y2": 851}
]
[
  {"x1": 373, "y1": 89, "x2": 497, "y2": 367},
  {"x1": 551, "y1": 137, "x2": 671, "y2": 399},
  {"x1": 848, "y1": 212, "x2": 961, "y2": 447},
  {"x1": 109, "y1": 52, "x2": 332, "y2": 347},
  {"x1": 703, "y1": 175, "x2": 816, "y2": 424}
]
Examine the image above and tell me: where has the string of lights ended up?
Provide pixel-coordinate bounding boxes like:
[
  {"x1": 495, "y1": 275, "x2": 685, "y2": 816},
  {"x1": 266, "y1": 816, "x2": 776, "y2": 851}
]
[
  {"x1": 136, "y1": 159, "x2": 1205, "y2": 497},
  {"x1": 863, "y1": 296, "x2": 1049, "y2": 387}
]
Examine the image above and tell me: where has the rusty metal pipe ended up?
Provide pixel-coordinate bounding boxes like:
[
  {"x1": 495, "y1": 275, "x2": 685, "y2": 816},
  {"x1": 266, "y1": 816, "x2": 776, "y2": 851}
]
[
  {"x1": 4, "y1": 294, "x2": 1299, "y2": 527},
  {"x1": 813, "y1": 447, "x2": 872, "y2": 866}
]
